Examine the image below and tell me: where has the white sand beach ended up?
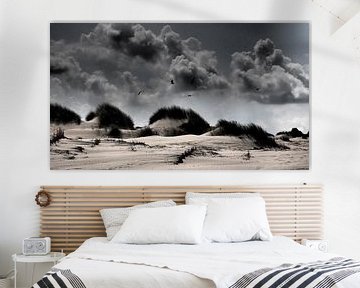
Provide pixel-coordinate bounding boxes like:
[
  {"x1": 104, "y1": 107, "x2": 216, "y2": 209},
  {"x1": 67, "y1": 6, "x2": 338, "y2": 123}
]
[{"x1": 50, "y1": 124, "x2": 308, "y2": 170}]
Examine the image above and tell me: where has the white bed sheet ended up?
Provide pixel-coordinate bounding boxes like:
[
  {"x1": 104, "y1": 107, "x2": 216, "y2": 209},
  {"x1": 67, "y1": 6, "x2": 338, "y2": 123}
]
[
  {"x1": 56, "y1": 258, "x2": 214, "y2": 288},
  {"x1": 54, "y1": 236, "x2": 360, "y2": 288}
]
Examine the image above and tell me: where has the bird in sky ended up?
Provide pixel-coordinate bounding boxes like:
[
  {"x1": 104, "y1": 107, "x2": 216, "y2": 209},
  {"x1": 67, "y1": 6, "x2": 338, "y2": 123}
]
[
  {"x1": 137, "y1": 90, "x2": 144, "y2": 95},
  {"x1": 170, "y1": 79, "x2": 174, "y2": 85}
]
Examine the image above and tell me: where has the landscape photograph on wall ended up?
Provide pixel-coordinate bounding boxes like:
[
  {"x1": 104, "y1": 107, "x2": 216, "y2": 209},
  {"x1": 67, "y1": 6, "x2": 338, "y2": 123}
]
[{"x1": 50, "y1": 22, "x2": 310, "y2": 170}]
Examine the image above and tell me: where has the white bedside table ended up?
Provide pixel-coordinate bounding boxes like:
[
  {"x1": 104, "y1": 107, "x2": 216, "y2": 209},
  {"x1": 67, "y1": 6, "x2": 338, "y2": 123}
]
[{"x1": 12, "y1": 252, "x2": 65, "y2": 288}]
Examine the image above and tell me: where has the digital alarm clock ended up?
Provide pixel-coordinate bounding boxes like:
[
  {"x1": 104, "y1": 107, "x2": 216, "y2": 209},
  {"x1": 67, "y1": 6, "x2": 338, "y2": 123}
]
[{"x1": 23, "y1": 237, "x2": 51, "y2": 255}]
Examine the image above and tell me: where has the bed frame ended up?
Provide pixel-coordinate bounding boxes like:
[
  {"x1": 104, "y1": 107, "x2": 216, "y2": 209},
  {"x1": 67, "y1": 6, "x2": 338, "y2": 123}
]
[{"x1": 39, "y1": 184, "x2": 323, "y2": 253}]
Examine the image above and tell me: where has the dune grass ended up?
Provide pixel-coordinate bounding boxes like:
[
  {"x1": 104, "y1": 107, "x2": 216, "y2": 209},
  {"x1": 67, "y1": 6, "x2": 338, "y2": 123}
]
[
  {"x1": 149, "y1": 106, "x2": 210, "y2": 135},
  {"x1": 277, "y1": 128, "x2": 307, "y2": 138},
  {"x1": 174, "y1": 147, "x2": 197, "y2": 165},
  {"x1": 278, "y1": 134, "x2": 291, "y2": 142},
  {"x1": 50, "y1": 127, "x2": 65, "y2": 145},
  {"x1": 95, "y1": 103, "x2": 134, "y2": 129},
  {"x1": 149, "y1": 106, "x2": 188, "y2": 124},
  {"x1": 213, "y1": 120, "x2": 279, "y2": 148},
  {"x1": 85, "y1": 111, "x2": 96, "y2": 121},
  {"x1": 138, "y1": 127, "x2": 157, "y2": 137},
  {"x1": 179, "y1": 110, "x2": 210, "y2": 135},
  {"x1": 107, "y1": 127, "x2": 123, "y2": 138},
  {"x1": 50, "y1": 103, "x2": 81, "y2": 125}
]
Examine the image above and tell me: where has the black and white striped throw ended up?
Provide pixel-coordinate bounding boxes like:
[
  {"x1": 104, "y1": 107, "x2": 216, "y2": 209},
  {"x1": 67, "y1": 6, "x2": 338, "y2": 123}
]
[
  {"x1": 32, "y1": 268, "x2": 86, "y2": 288},
  {"x1": 229, "y1": 257, "x2": 360, "y2": 288}
]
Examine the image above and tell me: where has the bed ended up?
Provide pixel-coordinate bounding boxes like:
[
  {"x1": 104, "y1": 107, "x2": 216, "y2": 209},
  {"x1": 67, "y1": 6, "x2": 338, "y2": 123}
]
[
  {"x1": 33, "y1": 185, "x2": 360, "y2": 288},
  {"x1": 33, "y1": 236, "x2": 360, "y2": 288}
]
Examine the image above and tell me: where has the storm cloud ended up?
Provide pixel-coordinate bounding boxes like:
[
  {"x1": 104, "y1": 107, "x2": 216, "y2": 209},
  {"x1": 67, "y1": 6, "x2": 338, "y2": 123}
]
[
  {"x1": 169, "y1": 55, "x2": 229, "y2": 91},
  {"x1": 50, "y1": 23, "x2": 309, "y2": 133},
  {"x1": 231, "y1": 38, "x2": 309, "y2": 104},
  {"x1": 82, "y1": 24, "x2": 166, "y2": 62},
  {"x1": 51, "y1": 23, "x2": 231, "y2": 106}
]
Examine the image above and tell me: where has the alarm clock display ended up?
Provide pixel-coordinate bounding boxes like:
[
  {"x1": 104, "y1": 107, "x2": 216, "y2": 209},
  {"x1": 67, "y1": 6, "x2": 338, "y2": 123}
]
[{"x1": 23, "y1": 237, "x2": 51, "y2": 255}]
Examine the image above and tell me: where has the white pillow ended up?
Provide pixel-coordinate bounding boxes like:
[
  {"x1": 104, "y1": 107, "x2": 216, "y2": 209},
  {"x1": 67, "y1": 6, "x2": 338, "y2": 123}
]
[
  {"x1": 186, "y1": 192, "x2": 259, "y2": 204},
  {"x1": 100, "y1": 200, "x2": 176, "y2": 240},
  {"x1": 202, "y1": 197, "x2": 272, "y2": 243},
  {"x1": 111, "y1": 205, "x2": 207, "y2": 244}
]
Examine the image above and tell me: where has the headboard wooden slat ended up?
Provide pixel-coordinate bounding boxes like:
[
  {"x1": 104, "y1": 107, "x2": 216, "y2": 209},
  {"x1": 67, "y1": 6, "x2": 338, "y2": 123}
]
[{"x1": 39, "y1": 185, "x2": 323, "y2": 253}]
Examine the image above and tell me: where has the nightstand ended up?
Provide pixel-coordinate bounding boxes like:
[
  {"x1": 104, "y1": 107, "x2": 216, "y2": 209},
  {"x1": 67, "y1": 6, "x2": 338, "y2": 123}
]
[
  {"x1": 301, "y1": 239, "x2": 328, "y2": 252},
  {"x1": 12, "y1": 252, "x2": 65, "y2": 288}
]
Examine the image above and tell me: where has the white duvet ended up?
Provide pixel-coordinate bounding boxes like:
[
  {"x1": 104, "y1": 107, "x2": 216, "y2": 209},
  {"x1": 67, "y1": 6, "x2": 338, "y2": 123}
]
[{"x1": 54, "y1": 237, "x2": 360, "y2": 288}]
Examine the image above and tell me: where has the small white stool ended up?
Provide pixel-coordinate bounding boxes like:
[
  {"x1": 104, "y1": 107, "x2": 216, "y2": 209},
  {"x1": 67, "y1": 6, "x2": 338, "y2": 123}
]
[{"x1": 12, "y1": 252, "x2": 65, "y2": 288}]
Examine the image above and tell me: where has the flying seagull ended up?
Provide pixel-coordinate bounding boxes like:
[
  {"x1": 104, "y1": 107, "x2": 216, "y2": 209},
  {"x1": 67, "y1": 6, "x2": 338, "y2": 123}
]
[{"x1": 137, "y1": 90, "x2": 144, "y2": 95}]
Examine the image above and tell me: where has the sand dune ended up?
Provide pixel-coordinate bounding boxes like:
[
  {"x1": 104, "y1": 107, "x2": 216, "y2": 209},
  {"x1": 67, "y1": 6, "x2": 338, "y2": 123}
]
[{"x1": 50, "y1": 124, "x2": 308, "y2": 170}]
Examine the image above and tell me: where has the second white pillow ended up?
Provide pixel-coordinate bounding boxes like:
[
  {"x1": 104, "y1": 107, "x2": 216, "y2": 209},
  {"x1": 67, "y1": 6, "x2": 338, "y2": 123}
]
[
  {"x1": 202, "y1": 197, "x2": 272, "y2": 243},
  {"x1": 111, "y1": 205, "x2": 207, "y2": 244}
]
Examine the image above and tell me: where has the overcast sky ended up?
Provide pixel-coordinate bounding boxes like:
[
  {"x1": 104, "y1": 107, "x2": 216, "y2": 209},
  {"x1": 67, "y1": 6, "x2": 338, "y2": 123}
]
[{"x1": 50, "y1": 23, "x2": 309, "y2": 133}]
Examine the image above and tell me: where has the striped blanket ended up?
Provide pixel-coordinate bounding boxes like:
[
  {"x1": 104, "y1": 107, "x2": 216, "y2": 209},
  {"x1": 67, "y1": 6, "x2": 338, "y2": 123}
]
[
  {"x1": 32, "y1": 268, "x2": 86, "y2": 288},
  {"x1": 230, "y1": 258, "x2": 360, "y2": 288},
  {"x1": 32, "y1": 258, "x2": 360, "y2": 288}
]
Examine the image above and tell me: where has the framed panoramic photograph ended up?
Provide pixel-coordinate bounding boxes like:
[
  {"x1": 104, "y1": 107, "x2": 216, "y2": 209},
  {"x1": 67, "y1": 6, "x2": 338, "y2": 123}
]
[{"x1": 50, "y1": 22, "x2": 310, "y2": 170}]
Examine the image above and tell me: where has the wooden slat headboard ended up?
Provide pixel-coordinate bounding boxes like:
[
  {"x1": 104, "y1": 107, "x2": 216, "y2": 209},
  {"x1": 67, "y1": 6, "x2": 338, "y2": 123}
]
[{"x1": 39, "y1": 185, "x2": 323, "y2": 253}]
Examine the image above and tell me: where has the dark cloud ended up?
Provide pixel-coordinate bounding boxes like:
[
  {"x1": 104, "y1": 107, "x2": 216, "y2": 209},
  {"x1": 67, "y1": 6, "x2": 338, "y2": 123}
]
[
  {"x1": 80, "y1": 23, "x2": 229, "y2": 94},
  {"x1": 268, "y1": 48, "x2": 289, "y2": 67},
  {"x1": 50, "y1": 23, "x2": 309, "y2": 131},
  {"x1": 85, "y1": 71, "x2": 117, "y2": 96},
  {"x1": 160, "y1": 25, "x2": 183, "y2": 58},
  {"x1": 82, "y1": 24, "x2": 165, "y2": 62},
  {"x1": 125, "y1": 24, "x2": 165, "y2": 62},
  {"x1": 109, "y1": 24, "x2": 134, "y2": 49},
  {"x1": 254, "y1": 38, "x2": 274, "y2": 59},
  {"x1": 183, "y1": 37, "x2": 202, "y2": 52},
  {"x1": 160, "y1": 25, "x2": 203, "y2": 60},
  {"x1": 169, "y1": 55, "x2": 229, "y2": 91},
  {"x1": 157, "y1": 25, "x2": 230, "y2": 92},
  {"x1": 50, "y1": 52, "x2": 75, "y2": 75},
  {"x1": 50, "y1": 65, "x2": 68, "y2": 75},
  {"x1": 231, "y1": 52, "x2": 255, "y2": 72},
  {"x1": 170, "y1": 56, "x2": 208, "y2": 90},
  {"x1": 231, "y1": 38, "x2": 309, "y2": 104},
  {"x1": 50, "y1": 48, "x2": 89, "y2": 92}
]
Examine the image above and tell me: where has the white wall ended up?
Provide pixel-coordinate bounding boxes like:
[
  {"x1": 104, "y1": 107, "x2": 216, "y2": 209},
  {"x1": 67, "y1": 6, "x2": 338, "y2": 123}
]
[{"x1": 1, "y1": 0, "x2": 360, "y2": 285}]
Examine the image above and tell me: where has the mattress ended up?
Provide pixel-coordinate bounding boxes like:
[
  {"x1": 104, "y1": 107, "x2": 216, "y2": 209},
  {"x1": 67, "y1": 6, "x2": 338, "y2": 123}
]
[{"x1": 35, "y1": 236, "x2": 360, "y2": 288}]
